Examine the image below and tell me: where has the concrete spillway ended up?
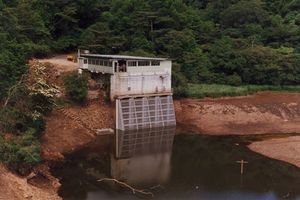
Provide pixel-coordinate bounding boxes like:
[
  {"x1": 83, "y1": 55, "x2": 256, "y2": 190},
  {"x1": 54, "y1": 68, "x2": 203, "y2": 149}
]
[{"x1": 116, "y1": 95, "x2": 176, "y2": 130}]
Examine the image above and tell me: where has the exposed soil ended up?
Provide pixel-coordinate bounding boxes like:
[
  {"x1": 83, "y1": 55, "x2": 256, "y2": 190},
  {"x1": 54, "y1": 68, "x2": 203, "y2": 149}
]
[
  {"x1": 42, "y1": 98, "x2": 114, "y2": 160},
  {"x1": 38, "y1": 54, "x2": 77, "y2": 73},
  {"x1": 0, "y1": 57, "x2": 114, "y2": 200},
  {"x1": 249, "y1": 136, "x2": 300, "y2": 168},
  {"x1": 0, "y1": 164, "x2": 61, "y2": 200},
  {"x1": 175, "y1": 92, "x2": 300, "y2": 135},
  {"x1": 3, "y1": 55, "x2": 300, "y2": 200},
  {"x1": 37, "y1": 56, "x2": 114, "y2": 159}
]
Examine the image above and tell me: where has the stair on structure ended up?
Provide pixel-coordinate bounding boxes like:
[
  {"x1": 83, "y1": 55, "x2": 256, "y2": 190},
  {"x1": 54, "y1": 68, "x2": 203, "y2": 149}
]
[{"x1": 116, "y1": 95, "x2": 176, "y2": 130}]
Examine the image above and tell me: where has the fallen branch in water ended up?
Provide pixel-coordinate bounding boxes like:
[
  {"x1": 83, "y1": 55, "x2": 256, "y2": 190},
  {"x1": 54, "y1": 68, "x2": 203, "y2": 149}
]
[
  {"x1": 98, "y1": 178, "x2": 154, "y2": 197},
  {"x1": 150, "y1": 184, "x2": 164, "y2": 190}
]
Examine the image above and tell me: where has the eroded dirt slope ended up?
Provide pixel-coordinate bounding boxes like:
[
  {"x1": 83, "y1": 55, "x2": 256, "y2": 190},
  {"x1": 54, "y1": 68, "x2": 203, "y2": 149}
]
[
  {"x1": 175, "y1": 92, "x2": 300, "y2": 135},
  {"x1": 0, "y1": 57, "x2": 114, "y2": 200},
  {"x1": 0, "y1": 165, "x2": 61, "y2": 200},
  {"x1": 42, "y1": 99, "x2": 114, "y2": 160},
  {"x1": 36, "y1": 55, "x2": 114, "y2": 159}
]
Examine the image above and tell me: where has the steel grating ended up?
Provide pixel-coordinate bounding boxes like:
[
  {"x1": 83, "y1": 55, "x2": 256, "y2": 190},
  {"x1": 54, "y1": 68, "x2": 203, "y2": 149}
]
[{"x1": 116, "y1": 95, "x2": 176, "y2": 130}]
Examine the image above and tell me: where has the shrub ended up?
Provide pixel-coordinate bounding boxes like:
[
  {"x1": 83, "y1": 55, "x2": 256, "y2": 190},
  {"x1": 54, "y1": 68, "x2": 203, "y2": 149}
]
[
  {"x1": 184, "y1": 83, "x2": 300, "y2": 99},
  {"x1": 0, "y1": 107, "x2": 29, "y2": 133},
  {"x1": 28, "y1": 117, "x2": 45, "y2": 137},
  {"x1": 226, "y1": 74, "x2": 242, "y2": 86},
  {"x1": 0, "y1": 129, "x2": 41, "y2": 175},
  {"x1": 174, "y1": 86, "x2": 188, "y2": 98},
  {"x1": 64, "y1": 72, "x2": 88, "y2": 104}
]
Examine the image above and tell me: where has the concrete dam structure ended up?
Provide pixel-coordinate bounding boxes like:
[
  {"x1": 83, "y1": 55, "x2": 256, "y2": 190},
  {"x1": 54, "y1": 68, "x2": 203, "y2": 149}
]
[
  {"x1": 78, "y1": 50, "x2": 176, "y2": 130},
  {"x1": 116, "y1": 95, "x2": 176, "y2": 130}
]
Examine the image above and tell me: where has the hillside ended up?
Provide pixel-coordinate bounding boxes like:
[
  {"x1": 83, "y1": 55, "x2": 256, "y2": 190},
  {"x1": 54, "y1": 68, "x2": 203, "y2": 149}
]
[
  {"x1": 1, "y1": 0, "x2": 300, "y2": 100},
  {"x1": 0, "y1": 164, "x2": 61, "y2": 200},
  {"x1": 1, "y1": 1, "x2": 300, "y2": 198}
]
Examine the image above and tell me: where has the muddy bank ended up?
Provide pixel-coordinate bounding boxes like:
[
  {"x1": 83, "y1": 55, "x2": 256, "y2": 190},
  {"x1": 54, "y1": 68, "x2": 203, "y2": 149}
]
[
  {"x1": 42, "y1": 99, "x2": 114, "y2": 160},
  {"x1": 249, "y1": 136, "x2": 300, "y2": 168},
  {"x1": 175, "y1": 92, "x2": 300, "y2": 135},
  {"x1": 0, "y1": 164, "x2": 61, "y2": 200},
  {"x1": 42, "y1": 91, "x2": 300, "y2": 160}
]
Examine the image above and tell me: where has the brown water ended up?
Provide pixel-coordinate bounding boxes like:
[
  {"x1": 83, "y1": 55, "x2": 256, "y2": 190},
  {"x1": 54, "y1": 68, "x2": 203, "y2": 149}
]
[{"x1": 52, "y1": 127, "x2": 300, "y2": 200}]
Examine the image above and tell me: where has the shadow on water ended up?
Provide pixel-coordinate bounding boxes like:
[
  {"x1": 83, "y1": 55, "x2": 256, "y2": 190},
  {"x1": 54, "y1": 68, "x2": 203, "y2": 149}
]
[{"x1": 52, "y1": 127, "x2": 300, "y2": 200}]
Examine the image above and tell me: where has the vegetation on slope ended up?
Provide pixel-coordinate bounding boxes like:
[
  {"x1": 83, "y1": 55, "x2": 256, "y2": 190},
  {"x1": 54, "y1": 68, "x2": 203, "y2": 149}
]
[
  {"x1": 184, "y1": 84, "x2": 300, "y2": 98},
  {"x1": 64, "y1": 72, "x2": 88, "y2": 104},
  {"x1": 0, "y1": 0, "x2": 300, "y2": 169},
  {"x1": 1, "y1": 0, "x2": 300, "y2": 99},
  {"x1": 0, "y1": 62, "x2": 58, "y2": 173}
]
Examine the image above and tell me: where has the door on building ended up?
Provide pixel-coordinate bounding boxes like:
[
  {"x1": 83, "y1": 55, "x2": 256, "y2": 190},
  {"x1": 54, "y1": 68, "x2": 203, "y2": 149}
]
[
  {"x1": 118, "y1": 60, "x2": 127, "y2": 72},
  {"x1": 79, "y1": 58, "x2": 88, "y2": 69}
]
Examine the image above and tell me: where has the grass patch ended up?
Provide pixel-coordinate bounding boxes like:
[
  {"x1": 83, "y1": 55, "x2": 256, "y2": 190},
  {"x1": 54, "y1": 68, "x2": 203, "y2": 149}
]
[{"x1": 183, "y1": 84, "x2": 300, "y2": 98}]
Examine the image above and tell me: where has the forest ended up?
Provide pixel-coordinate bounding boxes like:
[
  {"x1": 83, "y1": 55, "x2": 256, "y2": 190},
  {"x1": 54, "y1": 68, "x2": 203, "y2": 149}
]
[
  {"x1": 1, "y1": 0, "x2": 300, "y2": 98},
  {"x1": 0, "y1": 0, "x2": 300, "y2": 170}
]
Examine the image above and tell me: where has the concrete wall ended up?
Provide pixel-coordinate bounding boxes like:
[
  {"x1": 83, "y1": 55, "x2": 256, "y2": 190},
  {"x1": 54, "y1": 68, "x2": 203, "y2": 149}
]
[{"x1": 110, "y1": 73, "x2": 171, "y2": 100}]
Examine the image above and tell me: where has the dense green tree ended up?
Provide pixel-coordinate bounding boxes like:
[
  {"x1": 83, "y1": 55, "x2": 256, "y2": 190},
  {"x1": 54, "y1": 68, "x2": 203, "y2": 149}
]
[
  {"x1": 1, "y1": 0, "x2": 300, "y2": 98},
  {"x1": 1, "y1": 0, "x2": 300, "y2": 170},
  {"x1": 220, "y1": 0, "x2": 269, "y2": 28}
]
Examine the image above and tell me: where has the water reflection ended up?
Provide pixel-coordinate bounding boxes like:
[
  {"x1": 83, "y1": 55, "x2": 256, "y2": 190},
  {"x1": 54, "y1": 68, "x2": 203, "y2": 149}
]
[
  {"x1": 53, "y1": 130, "x2": 300, "y2": 200},
  {"x1": 111, "y1": 126, "x2": 175, "y2": 186}
]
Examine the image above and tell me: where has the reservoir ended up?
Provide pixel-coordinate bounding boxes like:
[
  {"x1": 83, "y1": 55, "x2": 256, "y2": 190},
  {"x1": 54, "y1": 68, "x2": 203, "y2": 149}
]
[{"x1": 52, "y1": 127, "x2": 300, "y2": 200}]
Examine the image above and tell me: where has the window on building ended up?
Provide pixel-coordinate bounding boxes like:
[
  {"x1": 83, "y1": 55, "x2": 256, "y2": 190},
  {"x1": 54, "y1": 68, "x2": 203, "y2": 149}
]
[
  {"x1": 96, "y1": 59, "x2": 99, "y2": 65},
  {"x1": 128, "y1": 61, "x2": 137, "y2": 66},
  {"x1": 100, "y1": 60, "x2": 103, "y2": 66},
  {"x1": 109, "y1": 61, "x2": 113, "y2": 67},
  {"x1": 88, "y1": 59, "x2": 91, "y2": 64},
  {"x1": 84, "y1": 59, "x2": 87, "y2": 64},
  {"x1": 151, "y1": 60, "x2": 160, "y2": 66},
  {"x1": 138, "y1": 61, "x2": 150, "y2": 66}
]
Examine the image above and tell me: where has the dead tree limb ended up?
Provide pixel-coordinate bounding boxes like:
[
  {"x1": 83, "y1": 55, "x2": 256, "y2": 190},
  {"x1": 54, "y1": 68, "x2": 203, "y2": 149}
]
[
  {"x1": 150, "y1": 184, "x2": 164, "y2": 190},
  {"x1": 3, "y1": 75, "x2": 26, "y2": 108},
  {"x1": 98, "y1": 178, "x2": 154, "y2": 197}
]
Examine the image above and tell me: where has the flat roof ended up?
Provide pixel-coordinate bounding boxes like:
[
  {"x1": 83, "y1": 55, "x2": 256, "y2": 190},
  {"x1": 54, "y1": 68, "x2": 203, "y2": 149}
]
[{"x1": 80, "y1": 54, "x2": 168, "y2": 61}]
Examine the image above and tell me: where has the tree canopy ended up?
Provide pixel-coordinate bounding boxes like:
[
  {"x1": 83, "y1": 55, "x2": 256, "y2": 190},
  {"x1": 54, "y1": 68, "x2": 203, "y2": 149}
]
[{"x1": 1, "y1": 0, "x2": 300, "y2": 100}]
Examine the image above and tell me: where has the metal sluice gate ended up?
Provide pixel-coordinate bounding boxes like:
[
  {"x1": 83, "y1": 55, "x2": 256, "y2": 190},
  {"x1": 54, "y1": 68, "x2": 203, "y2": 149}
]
[{"x1": 116, "y1": 95, "x2": 176, "y2": 130}]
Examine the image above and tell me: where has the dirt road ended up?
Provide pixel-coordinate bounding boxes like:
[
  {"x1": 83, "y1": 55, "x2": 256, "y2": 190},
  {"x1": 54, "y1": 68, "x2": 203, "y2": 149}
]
[
  {"x1": 175, "y1": 92, "x2": 300, "y2": 135},
  {"x1": 38, "y1": 54, "x2": 77, "y2": 72}
]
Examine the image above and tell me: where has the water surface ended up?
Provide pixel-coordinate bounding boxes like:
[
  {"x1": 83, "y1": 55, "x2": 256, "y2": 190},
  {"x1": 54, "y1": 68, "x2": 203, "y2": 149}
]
[{"x1": 52, "y1": 127, "x2": 300, "y2": 200}]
